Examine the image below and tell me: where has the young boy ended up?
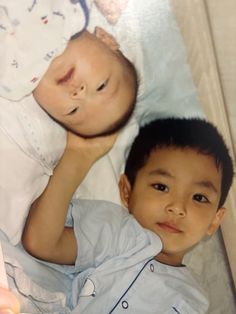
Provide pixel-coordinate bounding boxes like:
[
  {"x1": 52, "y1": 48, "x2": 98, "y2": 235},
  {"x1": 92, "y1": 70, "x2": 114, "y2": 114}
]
[{"x1": 22, "y1": 118, "x2": 234, "y2": 313}]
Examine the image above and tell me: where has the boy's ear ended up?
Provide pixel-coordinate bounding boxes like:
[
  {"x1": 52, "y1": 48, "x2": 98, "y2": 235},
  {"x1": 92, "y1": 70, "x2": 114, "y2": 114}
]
[
  {"x1": 94, "y1": 26, "x2": 120, "y2": 51},
  {"x1": 206, "y1": 207, "x2": 226, "y2": 236},
  {"x1": 119, "y1": 174, "x2": 132, "y2": 208}
]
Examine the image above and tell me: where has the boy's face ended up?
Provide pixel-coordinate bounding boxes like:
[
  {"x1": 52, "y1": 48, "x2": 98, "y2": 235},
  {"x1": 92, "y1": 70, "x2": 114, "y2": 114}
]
[
  {"x1": 33, "y1": 30, "x2": 134, "y2": 137},
  {"x1": 119, "y1": 147, "x2": 225, "y2": 266}
]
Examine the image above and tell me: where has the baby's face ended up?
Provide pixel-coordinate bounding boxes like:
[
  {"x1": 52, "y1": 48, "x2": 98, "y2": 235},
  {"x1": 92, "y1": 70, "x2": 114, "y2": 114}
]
[{"x1": 33, "y1": 31, "x2": 134, "y2": 137}]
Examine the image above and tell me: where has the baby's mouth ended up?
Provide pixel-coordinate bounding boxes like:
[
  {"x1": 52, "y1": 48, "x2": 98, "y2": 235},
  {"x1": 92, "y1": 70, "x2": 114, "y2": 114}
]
[{"x1": 57, "y1": 68, "x2": 74, "y2": 84}]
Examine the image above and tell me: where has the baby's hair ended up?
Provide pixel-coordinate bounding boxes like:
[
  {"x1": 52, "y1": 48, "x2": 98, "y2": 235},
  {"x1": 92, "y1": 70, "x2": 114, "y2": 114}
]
[{"x1": 125, "y1": 117, "x2": 234, "y2": 208}]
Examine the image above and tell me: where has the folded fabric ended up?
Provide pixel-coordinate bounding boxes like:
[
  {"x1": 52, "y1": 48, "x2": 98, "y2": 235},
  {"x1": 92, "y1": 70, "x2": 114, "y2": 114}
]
[
  {"x1": 0, "y1": 94, "x2": 66, "y2": 171},
  {"x1": 0, "y1": 95, "x2": 66, "y2": 244},
  {"x1": 5, "y1": 255, "x2": 70, "y2": 313},
  {"x1": 0, "y1": 234, "x2": 73, "y2": 307}
]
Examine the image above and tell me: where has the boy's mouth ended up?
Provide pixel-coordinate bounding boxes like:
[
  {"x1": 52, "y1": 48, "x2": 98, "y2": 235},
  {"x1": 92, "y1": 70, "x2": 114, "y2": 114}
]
[{"x1": 157, "y1": 222, "x2": 182, "y2": 233}]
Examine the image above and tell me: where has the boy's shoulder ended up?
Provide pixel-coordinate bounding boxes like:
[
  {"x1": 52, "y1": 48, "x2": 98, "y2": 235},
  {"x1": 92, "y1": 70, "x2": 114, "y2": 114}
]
[
  {"x1": 71, "y1": 199, "x2": 128, "y2": 223},
  {"x1": 71, "y1": 198, "x2": 162, "y2": 260},
  {"x1": 71, "y1": 199, "x2": 160, "y2": 245},
  {"x1": 71, "y1": 199, "x2": 147, "y2": 241}
]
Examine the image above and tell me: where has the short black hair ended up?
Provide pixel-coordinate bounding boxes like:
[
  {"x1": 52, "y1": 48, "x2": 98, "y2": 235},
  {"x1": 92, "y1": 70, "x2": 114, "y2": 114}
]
[{"x1": 125, "y1": 118, "x2": 234, "y2": 208}]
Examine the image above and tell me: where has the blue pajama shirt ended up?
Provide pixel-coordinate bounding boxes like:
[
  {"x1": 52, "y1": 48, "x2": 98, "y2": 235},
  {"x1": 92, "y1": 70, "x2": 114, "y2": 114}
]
[{"x1": 69, "y1": 200, "x2": 209, "y2": 313}]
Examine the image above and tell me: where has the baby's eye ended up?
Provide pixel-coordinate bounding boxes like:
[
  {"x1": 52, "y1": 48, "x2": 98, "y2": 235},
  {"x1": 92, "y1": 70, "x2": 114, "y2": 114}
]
[
  {"x1": 68, "y1": 107, "x2": 78, "y2": 115},
  {"x1": 193, "y1": 194, "x2": 209, "y2": 203},
  {"x1": 96, "y1": 79, "x2": 108, "y2": 91},
  {"x1": 152, "y1": 183, "x2": 168, "y2": 192}
]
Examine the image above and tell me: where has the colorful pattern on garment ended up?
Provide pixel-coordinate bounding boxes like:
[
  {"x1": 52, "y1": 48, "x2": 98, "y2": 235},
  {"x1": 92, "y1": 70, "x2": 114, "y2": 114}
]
[{"x1": 0, "y1": 0, "x2": 92, "y2": 101}]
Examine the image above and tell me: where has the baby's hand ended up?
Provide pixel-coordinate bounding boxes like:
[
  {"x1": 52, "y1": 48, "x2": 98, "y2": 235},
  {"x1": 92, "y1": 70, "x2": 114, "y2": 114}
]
[
  {"x1": 65, "y1": 131, "x2": 118, "y2": 164},
  {"x1": 0, "y1": 287, "x2": 20, "y2": 314}
]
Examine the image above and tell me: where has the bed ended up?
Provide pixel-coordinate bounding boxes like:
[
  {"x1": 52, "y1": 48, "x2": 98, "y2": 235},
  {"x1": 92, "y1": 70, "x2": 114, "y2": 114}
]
[{"x1": 0, "y1": 0, "x2": 235, "y2": 312}]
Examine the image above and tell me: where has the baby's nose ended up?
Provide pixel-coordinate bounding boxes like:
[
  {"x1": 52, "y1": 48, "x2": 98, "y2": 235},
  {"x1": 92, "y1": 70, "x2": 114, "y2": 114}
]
[{"x1": 70, "y1": 83, "x2": 86, "y2": 99}]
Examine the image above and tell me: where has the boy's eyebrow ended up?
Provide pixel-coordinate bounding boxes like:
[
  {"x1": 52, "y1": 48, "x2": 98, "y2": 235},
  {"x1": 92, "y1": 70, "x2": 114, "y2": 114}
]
[
  {"x1": 149, "y1": 168, "x2": 174, "y2": 178},
  {"x1": 194, "y1": 180, "x2": 218, "y2": 194}
]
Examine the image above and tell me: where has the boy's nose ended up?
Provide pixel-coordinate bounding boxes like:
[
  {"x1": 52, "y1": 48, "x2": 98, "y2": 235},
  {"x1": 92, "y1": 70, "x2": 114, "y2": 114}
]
[{"x1": 166, "y1": 200, "x2": 186, "y2": 217}]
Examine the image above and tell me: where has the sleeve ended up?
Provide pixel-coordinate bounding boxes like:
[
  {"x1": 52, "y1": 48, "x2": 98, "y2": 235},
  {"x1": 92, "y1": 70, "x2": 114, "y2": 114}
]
[{"x1": 71, "y1": 200, "x2": 162, "y2": 272}]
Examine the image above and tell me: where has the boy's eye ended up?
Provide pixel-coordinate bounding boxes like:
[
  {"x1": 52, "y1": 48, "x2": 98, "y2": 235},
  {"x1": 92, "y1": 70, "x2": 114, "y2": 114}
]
[
  {"x1": 152, "y1": 183, "x2": 168, "y2": 192},
  {"x1": 96, "y1": 79, "x2": 108, "y2": 91},
  {"x1": 193, "y1": 194, "x2": 209, "y2": 203}
]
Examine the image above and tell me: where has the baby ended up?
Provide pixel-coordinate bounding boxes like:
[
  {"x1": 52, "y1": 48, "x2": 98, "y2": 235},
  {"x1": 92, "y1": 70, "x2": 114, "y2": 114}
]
[
  {"x1": 0, "y1": 1, "x2": 138, "y2": 138},
  {"x1": 33, "y1": 26, "x2": 138, "y2": 137}
]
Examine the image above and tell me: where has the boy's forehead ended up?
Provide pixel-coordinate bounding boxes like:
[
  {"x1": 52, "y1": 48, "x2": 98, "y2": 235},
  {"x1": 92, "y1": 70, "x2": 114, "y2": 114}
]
[
  {"x1": 144, "y1": 146, "x2": 221, "y2": 173},
  {"x1": 138, "y1": 147, "x2": 222, "y2": 191}
]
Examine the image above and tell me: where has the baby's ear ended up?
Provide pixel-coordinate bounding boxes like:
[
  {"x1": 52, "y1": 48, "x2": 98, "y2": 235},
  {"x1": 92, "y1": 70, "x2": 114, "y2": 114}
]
[
  {"x1": 94, "y1": 26, "x2": 120, "y2": 51},
  {"x1": 119, "y1": 174, "x2": 131, "y2": 208},
  {"x1": 206, "y1": 207, "x2": 226, "y2": 236}
]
